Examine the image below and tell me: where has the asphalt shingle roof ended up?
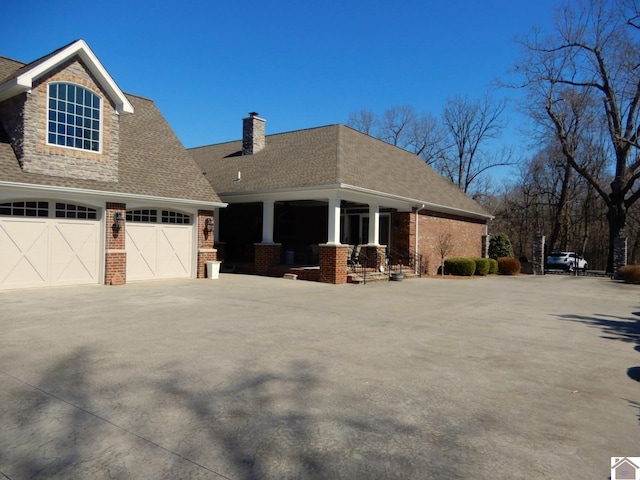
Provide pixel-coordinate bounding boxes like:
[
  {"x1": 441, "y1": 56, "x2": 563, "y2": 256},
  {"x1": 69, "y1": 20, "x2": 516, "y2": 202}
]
[
  {"x1": 0, "y1": 55, "x2": 220, "y2": 204},
  {"x1": 190, "y1": 124, "x2": 490, "y2": 217}
]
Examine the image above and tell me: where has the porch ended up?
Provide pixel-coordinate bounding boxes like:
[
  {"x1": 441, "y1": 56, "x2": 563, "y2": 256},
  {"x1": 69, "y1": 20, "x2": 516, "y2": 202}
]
[{"x1": 213, "y1": 197, "x2": 425, "y2": 284}]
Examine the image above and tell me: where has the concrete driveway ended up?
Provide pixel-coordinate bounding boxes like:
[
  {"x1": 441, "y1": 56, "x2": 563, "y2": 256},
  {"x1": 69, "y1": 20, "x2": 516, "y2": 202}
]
[{"x1": 1, "y1": 274, "x2": 638, "y2": 479}]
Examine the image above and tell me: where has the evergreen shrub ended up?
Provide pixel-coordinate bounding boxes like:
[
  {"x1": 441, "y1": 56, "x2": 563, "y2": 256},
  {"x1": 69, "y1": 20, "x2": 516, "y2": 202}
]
[
  {"x1": 444, "y1": 258, "x2": 476, "y2": 276},
  {"x1": 489, "y1": 233, "x2": 514, "y2": 259},
  {"x1": 488, "y1": 258, "x2": 499, "y2": 274},
  {"x1": 474, "y1": 258, "x2": 490, "y2": 276}
]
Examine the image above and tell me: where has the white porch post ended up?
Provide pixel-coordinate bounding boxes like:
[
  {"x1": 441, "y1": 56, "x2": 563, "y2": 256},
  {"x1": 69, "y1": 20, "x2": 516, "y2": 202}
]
[
  {"x1": 262, "y1": 200, "x2": 274, "y2": 243},
  {"x1": 327, "y1": 197, "x2": 341, "y2": 245},
  {"x1": 368, "y1": 203, "x2": 380, "y2": 245}
]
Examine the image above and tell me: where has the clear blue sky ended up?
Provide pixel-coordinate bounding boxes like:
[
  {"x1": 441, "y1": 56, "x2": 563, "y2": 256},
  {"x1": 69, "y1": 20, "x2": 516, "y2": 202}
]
[{"x1": 3, "y1": 0, "x2": 560, "y2": 151}]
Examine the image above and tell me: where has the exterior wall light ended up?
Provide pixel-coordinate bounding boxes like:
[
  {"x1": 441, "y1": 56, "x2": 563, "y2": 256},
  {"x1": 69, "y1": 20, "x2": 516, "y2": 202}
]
[
  {"x1": 113, "y1": 212, "x2": 124, "y2": 232},
  {"x1": 205, "y1": 218, "x2": 214, "y2": 233}
]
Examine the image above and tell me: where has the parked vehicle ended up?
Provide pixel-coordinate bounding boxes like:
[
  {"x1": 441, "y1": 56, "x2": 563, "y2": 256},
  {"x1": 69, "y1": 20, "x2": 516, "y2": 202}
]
[{"x1": 546, "y1": 251, "x2": 588, "y2": 271}]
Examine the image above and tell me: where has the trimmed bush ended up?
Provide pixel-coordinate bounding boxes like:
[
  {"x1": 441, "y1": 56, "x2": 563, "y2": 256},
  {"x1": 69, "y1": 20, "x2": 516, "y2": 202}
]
[
  {"x1": 444, "y1": 257, "x2": 476, "y2": 276},
  {"x1": 618, "y1": 265, "x2": 640, "y2": 284},
  {"x1": 489, "y1": 233, "x2": 514, "y2": 259},
  {"x1": 498, "y1": 257, "x2": 521, "y2": 275},
  {"x1": 488, "y1": 258, "x2": 499, "y2": 275},
  {"x1": 473, "y1": 258, "x2": 491, "y2": 276}
]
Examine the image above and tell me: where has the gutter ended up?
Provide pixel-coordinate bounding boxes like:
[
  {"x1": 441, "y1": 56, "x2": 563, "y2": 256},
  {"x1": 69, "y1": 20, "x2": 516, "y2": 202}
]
[{"x1": 0, "y1": 181, "x2": 227, "y2": 209}]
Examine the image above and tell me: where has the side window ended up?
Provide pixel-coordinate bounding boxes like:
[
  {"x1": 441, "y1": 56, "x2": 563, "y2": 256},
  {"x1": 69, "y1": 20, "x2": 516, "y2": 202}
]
[
  {"x1": 55, "y1": 203, "x2": 98, "y2": 219},
  {"x1": 0, "y1": 201, "x2": 49, "y2": 217}
]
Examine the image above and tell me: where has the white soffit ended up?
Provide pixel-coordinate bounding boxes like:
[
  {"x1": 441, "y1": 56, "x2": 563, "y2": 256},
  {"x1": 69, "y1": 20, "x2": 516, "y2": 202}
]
[{"x1": 0, "y1": 40, "x2": 134, "y2": 114}]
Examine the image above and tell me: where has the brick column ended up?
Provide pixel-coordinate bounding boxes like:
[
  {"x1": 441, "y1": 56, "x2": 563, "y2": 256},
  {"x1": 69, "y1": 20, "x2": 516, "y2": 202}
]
[
  {"x1": 255, "y1": 243, "x2": 282, "y2": 275},
  {"x1": 533, "y1": 235, "x2": 545, "y2": 275},
  {"x1": 197, "y1": 210, "x2": 217, "y2": 279},
  {"x1": 364, "y1": 245, "x2": 386, "y2": 270},
  {"x1": 319, "y1": 244, "x2": 349, "y2": 284},
  {"x1": 105, "y1": 202, "x2": 126, "y2": 285},
  {"x1": 613, "y1": 237, "x2": 627, "y2": 280}
]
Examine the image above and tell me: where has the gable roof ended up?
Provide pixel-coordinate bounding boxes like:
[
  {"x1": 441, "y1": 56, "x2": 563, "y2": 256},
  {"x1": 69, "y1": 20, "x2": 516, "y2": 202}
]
[
  {"x1": 0, "y1": 40, "x2": 133, "y2": 114},
  {"x1": 0, "y1": 53, "x2": 221, "y2": 205},
  {"x1": 190, "y1": 124, "x2": 491, "y2": 219}
]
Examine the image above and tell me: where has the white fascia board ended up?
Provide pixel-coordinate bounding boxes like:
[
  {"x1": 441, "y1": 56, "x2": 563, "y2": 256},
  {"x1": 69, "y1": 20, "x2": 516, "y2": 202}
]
[
  {"x1": 0, "y1": 40, "x2": 134, "y2": 114},
  {"x1": 0, "y1": 181, "x2": 227, "y2": 209},
  {"x1": 340, "y1": 184, "x2": 494, "y2": 220},
  {"x1": 217, "y1": 183, "x2": 493, "y2": 220}
]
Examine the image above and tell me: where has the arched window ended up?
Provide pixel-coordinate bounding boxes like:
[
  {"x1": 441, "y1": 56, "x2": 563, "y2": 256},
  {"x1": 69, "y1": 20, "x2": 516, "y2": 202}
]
[{"x1": 48, "y1": 83, "x2": 101, "y2": 152}]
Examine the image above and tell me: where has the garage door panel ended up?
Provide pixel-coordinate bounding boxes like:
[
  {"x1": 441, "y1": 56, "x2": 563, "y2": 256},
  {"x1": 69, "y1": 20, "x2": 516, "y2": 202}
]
[
  {"x1": 0, "y1": 220, "x2": 49, "y2": 287},
  {"x1": 50, "y1": 222, "x2": 100, "y2": 284},
  {"x1": 0, "y1": 218, "x2": 99, "y2": 289},
  {"x1": 126, "y1": 223, "x2": 192, "y2": 281},
  {"x1": 126, "y1": 225, "x2": 159, "y2": 279},
  {"x1": 157, "y1": 227, "x2": 191, "y2": 277}
]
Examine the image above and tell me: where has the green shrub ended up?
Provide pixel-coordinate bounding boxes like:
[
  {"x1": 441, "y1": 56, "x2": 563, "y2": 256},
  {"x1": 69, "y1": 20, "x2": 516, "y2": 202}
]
[
  {"x1": 488, "y1": 258, "x2": 499, "y2": 274},
  {"x1": 618, "y1": 265, "x2": 640, "y2": 284},
  {"x1": 444, "y1": 257, "x2": 476, "y2": 276},
  {"x1": 489, "y1": 233, "x2": 514, "y2": 259},
  {"x1": 498, "y1": 257, "x2": 521, "y2": 275},
  {"x1": 473, "y1": 258, "x2": 490, "y2": 276}
]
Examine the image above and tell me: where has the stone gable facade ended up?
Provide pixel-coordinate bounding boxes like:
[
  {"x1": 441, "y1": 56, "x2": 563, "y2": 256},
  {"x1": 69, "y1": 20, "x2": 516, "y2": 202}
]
[{"x1": 0, "y1": 56, "x2": 120, "y2": 182}]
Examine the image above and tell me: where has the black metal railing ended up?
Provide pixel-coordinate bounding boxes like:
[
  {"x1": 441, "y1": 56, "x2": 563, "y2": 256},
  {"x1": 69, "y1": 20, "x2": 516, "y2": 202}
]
[{"x1": 386, "y1": 246, "x2": 425, "y2": 278}]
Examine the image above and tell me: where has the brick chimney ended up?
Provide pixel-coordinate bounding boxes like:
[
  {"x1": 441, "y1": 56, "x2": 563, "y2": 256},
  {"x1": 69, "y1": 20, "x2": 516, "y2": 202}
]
[{"x1": 242, "y1": 112, "x2": 266, "y2": 155}]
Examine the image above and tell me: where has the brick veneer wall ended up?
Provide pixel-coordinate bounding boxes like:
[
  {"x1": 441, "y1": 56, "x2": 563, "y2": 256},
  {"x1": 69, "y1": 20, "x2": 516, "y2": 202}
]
[
  {"x1": 415, "y1": 210, "x2": 487, "y2": 275},
  {"x1": 105, "y1": 202, "x2": 126, "y2": 285},
  {"x1": 364, "y1": 245, "x2": 387, "y2": 269},
  {"x1": 255, "y1": 243, "x2": 282, "y2": 275},
  {"x1": 319, "y1": 244, "x2": 349, "y2": 284},
  {"x1": 0, "y1": 57, "x2": 120, "y2": 181},
  {"x1": 197, "y1": 210, "x2": 217, "y2": 278}
]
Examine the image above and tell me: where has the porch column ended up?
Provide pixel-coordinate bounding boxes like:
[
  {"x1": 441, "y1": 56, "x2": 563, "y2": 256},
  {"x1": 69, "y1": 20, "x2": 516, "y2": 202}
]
[
  {"x1": 327, "y1": 197, "x2": 341, "y2": 245},
  {"x1": 262, "y1": 200, "x2": 275, "y2": 243},
  {"x1": 368, "y1": 203, "x2": 380, "y2": 245}
]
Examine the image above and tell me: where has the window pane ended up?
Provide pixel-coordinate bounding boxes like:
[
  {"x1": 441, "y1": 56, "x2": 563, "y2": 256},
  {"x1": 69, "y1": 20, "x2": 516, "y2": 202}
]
[
  {"x1": 50, "y1": 84, "x2": 57, "y2": 97},
  {"x1": 59, "y1": 85, "x2": 66, "y2": 100},
  {"x1": 68, "y1": 86, "x2": 75, "y2": 102}
]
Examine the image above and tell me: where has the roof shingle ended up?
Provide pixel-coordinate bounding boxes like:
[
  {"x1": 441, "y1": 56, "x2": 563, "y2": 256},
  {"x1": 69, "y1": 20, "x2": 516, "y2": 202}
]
[
  {"x1": 190, "y1": 124, "x2": 489, "y2": 217},
  {"x1": 0, "y1": 56, "x2": 220, "y2": 204}
]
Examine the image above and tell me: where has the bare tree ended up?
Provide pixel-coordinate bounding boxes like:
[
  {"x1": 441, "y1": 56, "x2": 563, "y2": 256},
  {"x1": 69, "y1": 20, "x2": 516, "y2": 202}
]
[
  {"x1": 347, "y1": 109, "x2": 376, "y2": 135},
  {"x1": 515, "y1": 0, "x2": 640, "y2": 271},
  {"x1": 437, "y1": 232, "x2": 454, "y2": 276},
  {"x1": 439, "y1": 95, "x2": 514, "y2": 193},
  {"x1": 347, "y1": 105, "x2": 448, "y2": 166}
]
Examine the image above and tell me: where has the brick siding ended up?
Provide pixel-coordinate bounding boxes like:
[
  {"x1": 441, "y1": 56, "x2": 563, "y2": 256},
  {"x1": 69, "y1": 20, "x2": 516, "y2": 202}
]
[
  {"x1": 255, "y1": 243, "x2": 282, "y2": 274},
  {"x1": 197, "y1": 210, "x2": 217, "y2": 278},
  {"x1": 105, "y1": 202, "x2": 126, "y2": 285},
  {"x1": 319, "y1": 244, "x2": 349, "y2": 284},
  {"x1": 416, "y1": 210, "x2": 487, "y2": 275}
]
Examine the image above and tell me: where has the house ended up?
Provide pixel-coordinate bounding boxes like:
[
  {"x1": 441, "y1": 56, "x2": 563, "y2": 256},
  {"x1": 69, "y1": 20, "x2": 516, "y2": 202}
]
[
  {"x1": 0, "y1": 40, "x2": 225, "y2": 290},
  {"x1": 611, "y1": 457, "x2": 640, "y2": 480},
  {"x1": 190, "y1": 113, "x2": 493, "y2": 284}
]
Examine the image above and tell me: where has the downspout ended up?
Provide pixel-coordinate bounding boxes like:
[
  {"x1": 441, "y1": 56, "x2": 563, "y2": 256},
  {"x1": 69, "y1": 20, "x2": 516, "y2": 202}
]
[{"x1": 415, "y1": 204, "x2": 426, "y2": 274}]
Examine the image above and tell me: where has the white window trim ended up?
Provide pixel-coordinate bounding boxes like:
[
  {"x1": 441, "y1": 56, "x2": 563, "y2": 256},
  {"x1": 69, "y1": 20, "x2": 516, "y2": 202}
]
[{"x1": 47, "y1": 82, "x2": 103, "y2": 154}]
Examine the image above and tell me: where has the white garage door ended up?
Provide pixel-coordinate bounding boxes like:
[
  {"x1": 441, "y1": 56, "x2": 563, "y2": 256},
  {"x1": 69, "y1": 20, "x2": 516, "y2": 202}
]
[
  {"x1": 125, "y1": 209, "x2": 193, "y2": 281},
  {"x1": 0, "y1": 201, "x2": 100, "y2": 289}
]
